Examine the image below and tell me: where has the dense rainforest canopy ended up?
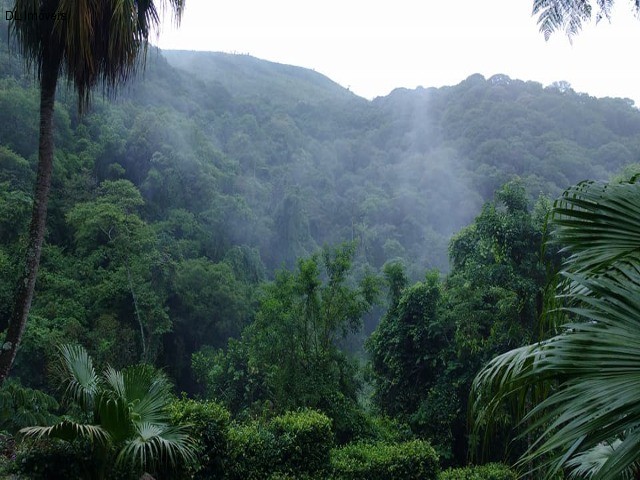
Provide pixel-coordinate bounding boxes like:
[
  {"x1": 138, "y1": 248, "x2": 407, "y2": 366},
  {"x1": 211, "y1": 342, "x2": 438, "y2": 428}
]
[{"x1": 1, "y1": 16, "x2": 640, "y2": 477}]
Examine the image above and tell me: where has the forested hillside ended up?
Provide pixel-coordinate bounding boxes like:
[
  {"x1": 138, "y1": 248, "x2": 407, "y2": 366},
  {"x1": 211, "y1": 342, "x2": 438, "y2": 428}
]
[
  {"x1": 2, "y1": 22, "x2": 640, "y2": 382},
  {"x1": 2, "y1": 24, "x2": 640, "y2": 477},
  {"x1": 4, "y1": 37, "x2": 639, "y2": 275}
]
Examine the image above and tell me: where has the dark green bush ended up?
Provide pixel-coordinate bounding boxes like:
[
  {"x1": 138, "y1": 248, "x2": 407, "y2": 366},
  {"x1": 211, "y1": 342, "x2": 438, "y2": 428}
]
[
  {"x1": 226, "y1": 421, "x2": 280, "y2": 480},
  {"x1": 439, "y1": 463, "x2": 517, "y2": 480},
  {"x1": 168, "y1": 397, "x2": 231, "y2": 479},
  {"x1": 269, "y1": 409, "x2": 333, "y2": 475},
  {"x1": 14, "y1": 438, "x2": 91, "y2": 479},
  {"x1": 322, "y1": 393, "x2": 412, "y2": 445},
  {"x1": 0, "y1": 433, "x2": 17, "y2": 476},
  {"x1": 0, "y1": 380, "x2": 59, "y2": 434},
  {"x1": 330, "y1": 439, "x2": 439, "y2": 480},
  {"x1": 359, "y1": 414, "x2": 413, "y2": 444},
  {"x1": 320, "y1": 392, "x2": 373, "y2": 444},
  {"x1": 226, "y1": 409, "x2": 333, "y2": 479}
]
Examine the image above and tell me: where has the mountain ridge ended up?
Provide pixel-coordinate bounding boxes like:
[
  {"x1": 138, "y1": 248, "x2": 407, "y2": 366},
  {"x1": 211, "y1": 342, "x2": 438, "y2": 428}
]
[{"x1": 161, "y1": 49, "x2": 360, "y2": 106}]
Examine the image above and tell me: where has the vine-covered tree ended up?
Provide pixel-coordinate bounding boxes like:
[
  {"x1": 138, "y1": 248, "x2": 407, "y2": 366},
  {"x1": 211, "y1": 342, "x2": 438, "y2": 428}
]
[{"x1": 368, "y1": 266, "x2": 445, "y2": 419}]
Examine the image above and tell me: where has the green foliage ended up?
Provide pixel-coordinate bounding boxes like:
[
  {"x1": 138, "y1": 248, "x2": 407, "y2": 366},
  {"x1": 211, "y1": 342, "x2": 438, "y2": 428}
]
[
  {"x1": 14, "y1": 438, "x2": 92, "y2": 480},
  {"x1": 451, "y1": 186, "x2": 547, "y2": 338},
  {"x1": 0, "y1": 182, "x2": 30, "y2": 245},
  {"x1": 316, "y1": 402, "x2": 412, "y2": 447},
  {"x1": 367, "y1": 182, "x2": 554, "y2": 464},
  {"x1": 368, "y1": 269, "x2": 445, "y2": 417},
  {"x1": 410, "y1": 380, "x2": 461, "y2": 461},
  {"x1": 472, "y1": 180, "x2": 640, "y2": 478},
  {"x1": 2, "y1": 27, "x2": 640, "y2": 391},
  {"x1": 362, "y1": 415, "x2": 413, "y2": 444},
  {"x1": 198, "y1": 244, "x2": 378, "y2": 420},
  {"x1": 21, "y1": 344, "x2": 195, "y2": 480},
  {"x1": 269, "y1": 410, "x2": 333, "y2": 475},
  {"x1": 439, "y1": 463, "x2": 517, "y2": 480},
  {"x1": 65, "y1": 180, "x2": 169, "y2": 363},
  {"x1": 171, "y1": 258, "x2": 253, "y2": 346},
  {"x1": 226, "y1": 421, "x2": 280, "y2": 480},
  {"x1": 325, "y1": 406, "x2": 412, "y2": 447},
  {"x1": 191, "y1": 340, "x2": 267, "y2": 415},
  {"x1": 3, "y1": 25, "x2": 640, "y2": 476},
  {"x1": 167, "y1": 397, "x2": 231, "y2": 479},
  {"x1": 225, "y1": 409, "x2": 333, "y2": 479},
  {"x1": 0, "y1": 380, "x2": 59, "y2": 434},
  {"x1": 13, "y1": 312, "x2": 85, "y2": 388},
  {"x1": 330, "y1": 440, "x2": 439, "y2": 480},
  {"x1": 0, "y1": 433, "x2": 17, "y2": 477}
]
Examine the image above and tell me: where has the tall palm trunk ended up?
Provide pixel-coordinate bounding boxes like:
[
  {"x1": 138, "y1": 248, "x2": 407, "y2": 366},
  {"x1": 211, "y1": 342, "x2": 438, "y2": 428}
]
[{"x1": 0, "y1": 47, "x2": 61, "y2": 384}]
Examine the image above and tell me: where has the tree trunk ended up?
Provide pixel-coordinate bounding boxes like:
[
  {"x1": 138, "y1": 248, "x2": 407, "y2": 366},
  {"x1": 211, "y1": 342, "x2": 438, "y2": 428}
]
[
  {"x1": 0, "y1": 50, "x2": 60, "y2": 384},
  {"x1": 126, "y1": 262, "x2": 147, "y2": 362}
]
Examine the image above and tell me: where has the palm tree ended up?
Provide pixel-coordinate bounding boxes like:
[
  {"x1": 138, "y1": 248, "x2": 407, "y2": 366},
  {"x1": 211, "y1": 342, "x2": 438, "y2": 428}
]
[
  {"x1": 21, "y1": 344, "x2": 195, "y2": 479},
  {"x1": 471, "y1": 179, "x2": 640, "y2": 479},
  {"x1": 0, "y1": 0, "x2": 184, "y2": 384},
  {"x1": 532, "y1": 0, "x2": 640, "y2": 39}
]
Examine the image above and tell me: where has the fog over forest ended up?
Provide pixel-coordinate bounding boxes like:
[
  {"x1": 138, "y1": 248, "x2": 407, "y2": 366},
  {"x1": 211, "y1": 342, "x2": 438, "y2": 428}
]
[{"x1": 2, "y1": 21, "x2": 640, "y2": 389}]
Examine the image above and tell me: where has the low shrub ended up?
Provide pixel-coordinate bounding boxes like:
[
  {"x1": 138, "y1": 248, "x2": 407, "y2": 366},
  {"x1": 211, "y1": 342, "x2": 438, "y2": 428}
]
[
  {"x1": 330, "y1": 439, "x2": 439, "y2": 480},
  {"x1": 270, "y1": 409, "x2": 333, "y2": 475},
  {"x1": 168, "y1": 397, "x2": 231, "y2": 479},
  {"x1": 226, "y1": 421, "x2": 280, "y2": 480},
  {"x1": 226, "y1": 409, "x2": 333, "y2": 479},
  {"x1": 360, "y1": 415, "x2": 412, "y2": 444},
  {"x1": 14, "y1": 438, "x2": 92, "y2": 480},
  {"x1": 439, "y1": 463, "x2": 517, "y2": 480}
]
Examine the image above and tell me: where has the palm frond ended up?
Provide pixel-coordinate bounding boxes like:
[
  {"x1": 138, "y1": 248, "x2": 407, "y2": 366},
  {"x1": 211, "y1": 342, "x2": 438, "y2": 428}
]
[
  {"x1": 55, "y1": 344, "x2": 99, "y2": 412},
  {"x1": 474, "y1": 270, "x2": 640, "y2": 478},
  {"x1": 20, "y1": 420, "x2": 110, "y2": 444},
  {"x1": 552, "y1": 180, "x2": 640, "y2": 276},
  {"x1": 121, "y1": 364, "x2": 172, "y2": 424},
  {"x1": 531, "y1": 0, "x2": 626, "y2": 40},
  {"x1": 9, "y1": 0, "x2": 184, "y2": 110},
  {"x1": 594, "y1": 0, "x2": 614, "y2": 22},
  {"x1": 102, "y1": 365, "x2": 127, "y2": 399},
  {"x1": 96, "y1": 393, "x2": 133, "y2": 443},
  {"x1": 473, "y1": 180, "x2": 640, "y2": 478},
  {"x1": 566, "y1": 440, "x2": 622, "y2": 479},
  {"x1": 20, "y1": 344, "x2": 196, "y2": 476},
  {"x1": 116, "y1": 422, "x2": 195, "y2": 471},
  {"x1": 99, "y1": 364, "x2": 173, "y2": 441}
]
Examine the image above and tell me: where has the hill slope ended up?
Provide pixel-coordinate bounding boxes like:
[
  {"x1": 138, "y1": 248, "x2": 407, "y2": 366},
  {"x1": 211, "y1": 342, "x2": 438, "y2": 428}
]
[
  {"x1": 2, "y1": 42, "x2": 640, "y2": 276},
  {"x1": 162, "y1": 50, "x2": 358, "y2": 105}
]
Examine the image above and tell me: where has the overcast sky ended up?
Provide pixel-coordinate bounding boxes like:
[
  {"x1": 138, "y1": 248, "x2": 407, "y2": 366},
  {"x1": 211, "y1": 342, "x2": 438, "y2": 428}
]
[{"x1": 157, "y1": 1, "x2": 640, "y2": 104}]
